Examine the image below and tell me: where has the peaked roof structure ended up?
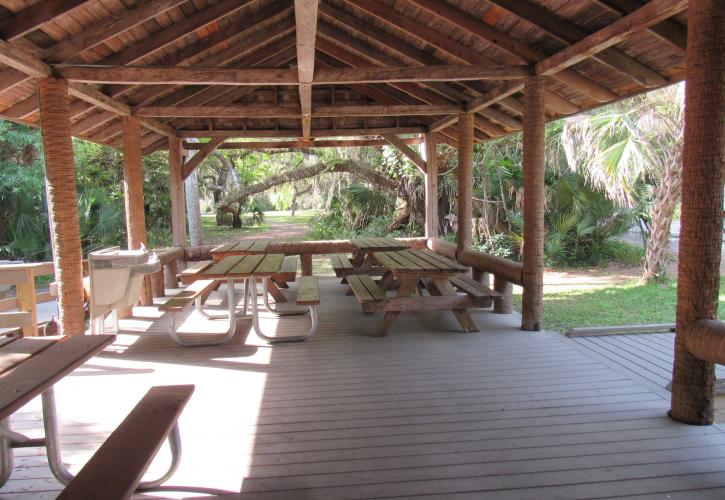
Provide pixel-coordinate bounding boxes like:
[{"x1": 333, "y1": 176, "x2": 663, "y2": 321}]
[{"x1": 0, "y1": 0, "x2": 687, "y2": 153}]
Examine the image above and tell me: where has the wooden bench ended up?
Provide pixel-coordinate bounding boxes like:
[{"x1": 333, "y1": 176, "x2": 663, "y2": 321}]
[
  {"x1": 449, "y1": 273, "x2": 499, "y2": 302},
  {"x1": 178, "y1": 260, "x2": 212, "y2": 285},
  {"x1": 347, "y1": 274, "x2": 387, "y2": 312},
  {"x1": 159, "y1": 279, "x2": 232, "y2": 347},
  {"x1": 330, "y1": 253, "x2": 354, "y2": 277},
  {"x1": 58, "y1": 384, "x2": 194, "y2": 500},
  {"x1": 259, "y1": 276, "x2": 321, "y2": 343}
]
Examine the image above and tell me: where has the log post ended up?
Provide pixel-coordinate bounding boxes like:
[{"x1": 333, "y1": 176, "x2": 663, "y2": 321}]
[
  {"x1": 164, "y1": 260, "x2": 178, "y2": 289},
  {"x1": 423, "y1": 133, "x2": 439, "y2": 238},
  {"x1": 670, "y1": 0, "x2": 725, "y2": 425},
  {"x1": 169, "y1": 137, "x2": 186, "y2": 248},
  {"x1": 300, "y1": 254, "x2": 313, "y2": 277},
  {"x1": 37, "y1": 78, "x2": 85, "y2": 335},
  {"x1": 122, "y1": 116, "x2": 152, "y2": 306},
  {"x1": 457, "y1": 113, "x2": 474, "y2": 253},
  {"x1": 521, "y1": 76, "x2": 546, "y2": 331},
  {"x1": 472, "y1": 268, "x2": 493, "y2": 308},
  {"x1": 493, "y1": 276, "x2": 513, "y2": 314}
]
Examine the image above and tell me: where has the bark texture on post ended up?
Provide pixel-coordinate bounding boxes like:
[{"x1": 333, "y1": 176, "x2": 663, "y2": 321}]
[
  {"x1": 670, "y1": 0, "x2": 725, "y2": 425},
  {"x1": 521, "y1": 76, "x2": 546, "y2": 331},
  {"x1": 168, "y1": 136, "x2": 186, "y2": 247},
  {"x1": 123, "y1": 116, "x2": 152, "y2": 306},
  {"x1": 38, "y1": 78, "x2": 85, "y2": 335},
  {"x1": 457, "y1": 113, "x2": 474, "y2": 253},
  {"x1": 424, "y1": 133, "x2": 439, "y2": 238}
]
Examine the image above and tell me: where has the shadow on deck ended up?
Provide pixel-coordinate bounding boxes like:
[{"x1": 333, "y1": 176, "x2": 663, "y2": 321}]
[{"x1": 2, "y1": 277, "x2": 725, "y2": 499}]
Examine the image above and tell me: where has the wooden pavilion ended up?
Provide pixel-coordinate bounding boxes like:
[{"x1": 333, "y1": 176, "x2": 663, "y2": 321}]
[{"x1": 0, "y1": 0, "x2": 721, "y2": 428}]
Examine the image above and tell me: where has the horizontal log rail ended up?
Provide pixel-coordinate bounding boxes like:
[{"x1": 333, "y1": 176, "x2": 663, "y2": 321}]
[
  {"x1": 684, "y1": 319, "x2": 725, "y2": 365},
  {"x1": 456, "y1": 248, "x2": 524, "y2": 286}
]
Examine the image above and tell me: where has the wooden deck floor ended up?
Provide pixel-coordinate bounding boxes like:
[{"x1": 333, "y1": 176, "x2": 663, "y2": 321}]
[{"x1": 3, "y1": 278, "x2": 725, "y2": 499}]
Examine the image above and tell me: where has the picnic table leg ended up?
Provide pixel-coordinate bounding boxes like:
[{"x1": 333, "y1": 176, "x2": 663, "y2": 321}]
[
  {"x1": 261, "y1": 278, "x2": 307, "y2": 316},
  {"x1": 378, "y1": 271, "x2": 396, "y2": 291},
  {"x1": 249, "y1": 276, "x2": 318, "y2": 343},
  {"x1": 428, "y1": 278, "x2": 480, "y2": 333},
  {"x1": 0, "y1": 420, "x2": 13, "y2": 486},
  {"x1": 265, "y1": 278, "x2": 287, "y2": 303},
  {"x1": 372, "y1": 277, "x2": 418, "y2": 337},
  {"x1": 351, "y1": 250, "x2": 365, "y2": 267}
]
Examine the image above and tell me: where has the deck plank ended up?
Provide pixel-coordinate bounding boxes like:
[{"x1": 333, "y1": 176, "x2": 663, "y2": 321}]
[{"x1": 2, "y1": 279, "x2": 724, "y2": 499}]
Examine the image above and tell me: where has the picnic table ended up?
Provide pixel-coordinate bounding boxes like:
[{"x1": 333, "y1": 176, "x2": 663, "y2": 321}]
[
  {"x1": 210, "y1": 240, "x2": 296, "y2": 302},
  {"x1": 0, "y1": 334, "x2": 117, "y2": 485},
  {"x1": 347, "y1": 249, "x2": 499, "y2": 337},
  {"x1": 188, "y1": 255, "x2": 319, "y2": 344},
  {"x1": 331, "y1": 238, "x2": 409, "y2": 279}
]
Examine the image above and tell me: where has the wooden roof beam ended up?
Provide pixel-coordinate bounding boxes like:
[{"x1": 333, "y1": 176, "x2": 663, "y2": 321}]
[
  {"x1": 383, "y1": 135, "x2": 426, "y2": 173},
  {"x1": 295, "y1": 0, "x2": 319, "y2": 139},
  {"x1": 0, "y1": 0, "x2": 90, "y2": 41},
  {"x1": 182, "y1": 138, "x2": 226, "y2": 179},
  {"x1": 136, "y1": 104, "x2": 462, "y2": 118},
  {"x1": 536, "y1": 0, "x2": 688, "y2": 78},
  {"x1": 183, "y1": 137, "x2": 423, "y2": 149},
  {"x1": 403, "y1": 0, "x2": 616, "y2": 102},
  {"x1": 54, "y1": 63, "x2": 528, "y2": 86},
  {"x1": 178, "y1": 126, "x2": 428, "y2": 138},
  {"x1": 484, "y1": 0, "x2": 667, "y2": 88},
  {"x1": 590, "y1": 0, "x2": 687, "y2": 51}
]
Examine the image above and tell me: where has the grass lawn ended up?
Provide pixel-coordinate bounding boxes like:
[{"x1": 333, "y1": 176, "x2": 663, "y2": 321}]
[{"x1": 514, "y1": 276, "x2": 725, "y2": 333}]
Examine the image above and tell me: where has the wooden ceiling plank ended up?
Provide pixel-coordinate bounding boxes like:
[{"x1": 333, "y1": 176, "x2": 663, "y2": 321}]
[
  {"x1": 182, "y1": 138, "x2": 226, "y2": 179},
  {"x1": 0, "y1": 0, "x2": 91, "y2": 41},
  {"x1": 295, "y1": 0, "x2": 318, "y2": 139},
  {"x1": 383, "y1": 134, "x2": 426, "y2": 173},
  {"x1": 590, "y1": 0, "x2": 687, "y2": 51},
  {"x1": 536, "y1": 0, "x2": 688, "y2": 78},
  {"x1": 485, "y1": 0, "x2": 666, "y2": 88},
  {"x1": 402, "y1": 0, "x2": 616, "y2": 102},
  {"x1": 103, "y1": 0, "x2": 258, "y2": 66},
  {"x1": 43, "y1": 0, "x2": 189, "y2": 63}
]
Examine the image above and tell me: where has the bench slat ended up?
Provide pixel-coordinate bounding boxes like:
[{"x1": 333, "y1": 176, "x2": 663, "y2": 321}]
[
  {"x1": 348, "y1": 275, "x2": 386, "y2": 303},
  {"x1": 296, "y1": 276, "x2": 320, "y2": 305},
  {"x1": 159, "y1": 279, "x2": 216, "y2": 312},
  {"x1": 0, "y1": 337, "x2": 56, "y2": 375},
  {"x1": 58, "y1": 385, "x2": 194, "y2": 500},
  {"x1": 449, "y1": 274, "x2": 499, "y2": 298}
]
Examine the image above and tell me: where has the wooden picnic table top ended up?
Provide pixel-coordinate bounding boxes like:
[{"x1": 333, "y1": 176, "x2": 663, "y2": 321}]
[
  {"x1": 0, "y1": 334, "x2": 115, "y2": 422},
  {"x1": 211, "y1": 240, "x2": 269, "y2": 256},
  {"x1": 373, "y1": 249, "x2": 467, "y2": 278},
  {"x1": 195, "y1": 254, "x2": 285, "y2": 279},
  {"x1": 350, "y1": 238, "x2": 408, "y2": 252}
]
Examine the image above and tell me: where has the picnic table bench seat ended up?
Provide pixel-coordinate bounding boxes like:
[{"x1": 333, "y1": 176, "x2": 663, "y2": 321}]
[
  {"x1": 273, "y1": 256, "x2": 297, "y2": 288},
  {"x1": 449, "y1": 273, "x2": 498, "y2": 299},
  {"x1": 58, "y1": 385, "x2": 194, "y2": 500},
  {"x1": 329, "y1": 253, "x2": 354, "y2": 277}
]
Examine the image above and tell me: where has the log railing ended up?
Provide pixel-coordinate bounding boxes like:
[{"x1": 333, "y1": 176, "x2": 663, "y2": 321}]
[{"x1": 683, "y1": 319, "x2": 725, "y2": 365}]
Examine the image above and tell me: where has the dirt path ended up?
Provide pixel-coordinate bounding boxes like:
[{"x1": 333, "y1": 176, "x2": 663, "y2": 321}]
[{"x1": 252, "y1": 211, "x2": 310, "y2": 240}]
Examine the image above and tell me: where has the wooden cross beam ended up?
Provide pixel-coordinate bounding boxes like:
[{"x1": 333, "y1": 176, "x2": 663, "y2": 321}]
[
  {"x1": 136, "y1": 104, "x2": 463, "y2": 118},
  {"x1": 383, "y1": 135, "x2": 426, "y2": 174},
  {"x1": 182, "y1": 138, "x2": 226, "y2": 180},
  {"x1": 182, "y1": 137, "x2": 424, "y2": 150},
  {"x1": 53, "y1": 64, "x2": 530, "y2": 86},
  {"x1": 178, "y1": 126, "x2": 428, "y2": 138}
]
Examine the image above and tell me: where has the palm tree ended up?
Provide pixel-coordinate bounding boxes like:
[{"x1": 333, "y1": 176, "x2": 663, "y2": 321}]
[{"x1": 562, "y1": 84, "x2": 685, "y2": 281}]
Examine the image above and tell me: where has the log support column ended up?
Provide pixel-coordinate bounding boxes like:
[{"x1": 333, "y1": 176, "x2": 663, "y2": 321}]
[
  {"x1": 670, "y1": 0, "x2": 725, "y2": 425},
  {"x1": 38, "y1": 78, "x2": 85, "y2": 335},
  {"x1": 521, "y1": 76, "x2": 546, "y2": 331},
  {"x1": 423, "y1": 133, "x2": 439, "y2": 238},
  {"x1": 169, "y1": 136, "x2": 186, "y2": 283},
  {"x1": 457, "y1": 113, "x2": 474, "y2": 253},
  {"x1": 123, "y1": 116, "x2": 152, "y2": 306}
]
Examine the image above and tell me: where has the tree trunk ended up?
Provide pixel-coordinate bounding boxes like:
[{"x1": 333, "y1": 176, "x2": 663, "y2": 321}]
[
  {"x1": 644, "y1": 162, "x2": 682, "y2": 281},
  {"x1": 185, "y1": 168, "x2": 203, "y2": 246}
]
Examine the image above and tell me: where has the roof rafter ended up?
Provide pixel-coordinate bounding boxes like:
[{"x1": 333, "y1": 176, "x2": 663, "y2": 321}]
[
  {"x1": 383, "y1": 135, "x2": 426, "y2": 173},
  {"x1": 404, "y1": 0, "x2": 616, "y2": 102},
  {"x1": 182, "y1": 138, "x2": 226, "y2": 179},
  {"x1": 484, "y1": 0, "x2": 667, "y2": 88},
  {"x1": 535, "y1": 0, "x2": 688, "y2": 78},
  {"x1": 0, "y1": 0, "x2": 90, "y2": 41}
]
